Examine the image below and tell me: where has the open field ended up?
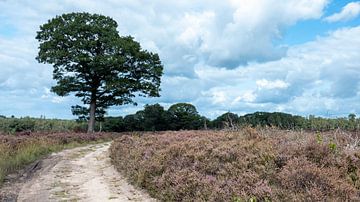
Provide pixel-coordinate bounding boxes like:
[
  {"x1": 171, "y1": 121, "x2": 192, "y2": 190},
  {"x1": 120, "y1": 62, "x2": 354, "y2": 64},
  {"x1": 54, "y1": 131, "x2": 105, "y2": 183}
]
[
  {"x1": 1, "y1": 129, "x2": 360, "y2": 201},
  {"x1": 0, "y1": 1, "x2": 359, "y2": 201},
  {"x1": 110, "y1": 129, "x2": 360, "y2": 201}
]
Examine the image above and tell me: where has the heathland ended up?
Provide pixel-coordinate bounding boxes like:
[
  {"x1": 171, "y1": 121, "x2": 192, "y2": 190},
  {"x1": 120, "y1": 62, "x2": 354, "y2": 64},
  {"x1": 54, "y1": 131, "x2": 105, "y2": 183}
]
[
  {"x1": 110, "y1": 129, "x2": 360, "y2": 201},
  {"x1": 1, "y1": 104, "x2": 360, "y2": 201}
]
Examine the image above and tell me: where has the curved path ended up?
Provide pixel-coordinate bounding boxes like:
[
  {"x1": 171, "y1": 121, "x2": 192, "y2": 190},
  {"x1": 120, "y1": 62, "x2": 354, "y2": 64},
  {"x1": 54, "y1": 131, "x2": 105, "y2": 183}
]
[{"x1": 9, "y1": 142, "x2": 154, "y2": 202}]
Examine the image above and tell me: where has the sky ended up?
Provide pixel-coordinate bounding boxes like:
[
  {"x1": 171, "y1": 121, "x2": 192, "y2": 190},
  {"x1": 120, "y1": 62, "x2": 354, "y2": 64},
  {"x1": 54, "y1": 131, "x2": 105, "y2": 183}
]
[{"x1": 0, "y1": 0, "x2": 360, "y2": 119}]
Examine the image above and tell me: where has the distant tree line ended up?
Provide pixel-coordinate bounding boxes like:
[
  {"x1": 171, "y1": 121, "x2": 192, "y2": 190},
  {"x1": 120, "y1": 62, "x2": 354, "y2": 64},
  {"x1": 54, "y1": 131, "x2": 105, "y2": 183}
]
[
  {"x1": 0, "y1": 117, "x2": 87, "y2": 134},
  {"x1": 1, "y1": 103, "x2": 359, "y2": 133},
  {"x1": 100, "y1": 103, "x2": 360, "y2": 132},
  {"x1": 102, "y1": 103, "x2": 208, "y2": 132},
  {"x1": 211, "y1": 112, "x2": 360, "y2": 131}
]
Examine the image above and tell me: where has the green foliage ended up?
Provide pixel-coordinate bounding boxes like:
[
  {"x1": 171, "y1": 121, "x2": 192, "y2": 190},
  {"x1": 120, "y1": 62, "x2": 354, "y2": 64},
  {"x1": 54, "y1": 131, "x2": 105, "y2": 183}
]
[
  {"x1": 101, "y1": 103, "x2": 205, "y2": 132},
  {"x1": 316, "y1": 132, "x2": 323, "y2": 144},
  {"x1": 0, "y1": 117, "x2": 87, "y2": 133},
  {"x1": 142, "y1": 104, "x2": 170, "y2": 131},
  {"x1": 349, "y1": 113, "x2": 356, "y2": 122},
  {"x1": 249, "y1": 197, "x2": 257, "y2": 202},
  {"x1": 124, "y1": 113, "x2": 145, "y2": 131},
  {"x1": 100, "y1": 104, "x2": 360, "y2": 132},
  {"x1": 238, "y1": 112, "x2": 303, "y2": 129},
  {"x1": 233, "y1": 197, "x2": 242, "y2": 202},
  {"x1": 36, "y1": 12, "x2": 163, "y2": 132},
  {"x1": 329, "y1": 140, "x2": 337, "y2": 153},
  {"x1": 167, "y1": 103, "x2": 203, "y2": 130},
  {"x1": 1, "y1": 109, "x2": 359, "y2": 133},
  {"x1": 211, "y1": 112, "x2": 239, "y2": 129},
  {"x1": 71, "y1": 105, "x2": 106, "y2": 121},
  {"x1": 214, "y1": 112, "x2": 360, "y2": 131},
  {"x1": 102, "y1": 116, "x2": 126, "y2": 132}
]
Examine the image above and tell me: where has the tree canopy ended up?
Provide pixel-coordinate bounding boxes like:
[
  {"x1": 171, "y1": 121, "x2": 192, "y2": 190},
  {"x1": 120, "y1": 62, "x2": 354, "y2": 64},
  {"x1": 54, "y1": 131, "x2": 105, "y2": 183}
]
[
  {"x1": 36, "y1": 12, "x2": 163, "y2": 132},
  {"x1": 0, "y1": 105, "x2": 358, "y2": 133},
  {"x1": 167, "y1": 103, "x2": 203, "y2": 130}
]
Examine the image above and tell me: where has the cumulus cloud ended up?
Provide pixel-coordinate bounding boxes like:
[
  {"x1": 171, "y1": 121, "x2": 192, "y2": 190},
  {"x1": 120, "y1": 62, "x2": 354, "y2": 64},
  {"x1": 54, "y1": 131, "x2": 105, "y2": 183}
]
[
  {"x1": 325, "y1": 1, "x2": 360, "y2": 22},
  {"x1": 0, "y1": 0, "x2": 359, "y2": 119},
  {"x1": 205, "y1": 0, "x2": 328, "y2": 67},
  {"x1": 1, "y1": 0, "x2": 329, "y2": 73},
  {"x1": 188, "y1": 26, "x2": 360, "y2": 117}
]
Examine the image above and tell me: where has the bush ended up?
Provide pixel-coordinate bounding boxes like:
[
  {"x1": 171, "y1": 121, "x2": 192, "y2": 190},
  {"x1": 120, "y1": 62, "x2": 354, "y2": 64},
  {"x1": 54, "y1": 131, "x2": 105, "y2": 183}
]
[
  {"x1": 277, "y1": 157, "x2": 356, "y2": 201},
  {"x1": 110, "y1": 129, "x2": 360, "y2": 201}
]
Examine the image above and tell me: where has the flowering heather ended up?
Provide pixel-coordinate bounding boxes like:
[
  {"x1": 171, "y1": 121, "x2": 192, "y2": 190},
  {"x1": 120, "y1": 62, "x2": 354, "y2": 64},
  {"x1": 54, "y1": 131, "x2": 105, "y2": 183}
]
[{"x1": 110, "y1": 129, "x2": 360, "y2": 201}]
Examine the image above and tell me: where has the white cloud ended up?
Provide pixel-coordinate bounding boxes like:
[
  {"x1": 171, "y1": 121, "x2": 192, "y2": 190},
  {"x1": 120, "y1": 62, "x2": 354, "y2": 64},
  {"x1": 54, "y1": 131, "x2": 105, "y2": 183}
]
[
  {"x1": 1, "y1": 0, "x2": 359, "y2": 119},
  {"x1": 51, "y1": 97, "x2": 66, "y2": 104},
  {"x1": 176, "y1": 11, "x2": 215, "y2": 48},
  {"x1": 233, "y1": 91, "x2": 257, "y2": 103},
  {"x1": 0, "y1": 0, "x2": 330, "y2": 76},
  {"x1": 325, "y1": 1, "x2": 360, "y2": 22},
  {"x1": 199, "y1": 0, "x2": 329, "y2": 67},
  {"x1": 256, "y1": 79, "x2": 289, "y2": 90},
  {"x1": 189, "y1": 26, "x2": 360, "y2": 118},
  {"x1": 210, "y1": 90, "x2": 227, "y2": 104}
]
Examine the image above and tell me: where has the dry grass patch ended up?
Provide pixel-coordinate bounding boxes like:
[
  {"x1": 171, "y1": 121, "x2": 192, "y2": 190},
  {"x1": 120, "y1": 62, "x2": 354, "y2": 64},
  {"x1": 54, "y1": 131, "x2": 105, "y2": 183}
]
[{"x1": 0, "y1": 132, "x2": 116, "y2": 185}]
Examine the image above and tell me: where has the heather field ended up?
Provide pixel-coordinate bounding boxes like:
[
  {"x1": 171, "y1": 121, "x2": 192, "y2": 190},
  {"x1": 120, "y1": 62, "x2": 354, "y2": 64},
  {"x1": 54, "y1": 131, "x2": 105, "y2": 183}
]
[
  {"x1": 110, "y1": 129, "x2": 360, "y2": 201},
  {"x1": 0, "y1": 132, "x2": 115, "y2": 185}
]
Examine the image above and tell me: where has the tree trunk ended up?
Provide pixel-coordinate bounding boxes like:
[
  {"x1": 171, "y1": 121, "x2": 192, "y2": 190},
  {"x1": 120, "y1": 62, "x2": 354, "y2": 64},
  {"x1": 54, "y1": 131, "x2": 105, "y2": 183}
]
[{"x1": 88, "y1": 100, "x2": 96, "y2": 133}]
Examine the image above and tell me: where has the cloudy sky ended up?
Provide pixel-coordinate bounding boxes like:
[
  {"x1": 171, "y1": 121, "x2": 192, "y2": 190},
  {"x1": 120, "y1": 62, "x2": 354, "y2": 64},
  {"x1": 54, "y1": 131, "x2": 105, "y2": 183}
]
[{"x1": 0, "y1": 0, "x2": 360, "y2": 119}]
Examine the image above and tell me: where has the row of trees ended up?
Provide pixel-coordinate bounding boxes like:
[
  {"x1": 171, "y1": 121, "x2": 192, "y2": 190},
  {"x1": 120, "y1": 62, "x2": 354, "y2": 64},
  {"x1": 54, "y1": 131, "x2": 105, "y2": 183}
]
[
  {"x1": 0, "y1": 117, "x2": 86, "y2": 133},
  {"x1": 100, "y1": 103, "x2": 360, "y2": 132},
  {"x1": 211, "y1": 112, "x2": 360, "y2": 131},
  {"x1": 102, "y1": 103, "x2": 207, "y2": 132},
  {"x1": 0, "y1": 103, "x2": 206, "y2": 133},
  {"x1": 1, "y1": 103, "x2": 359, "y2": 133}
]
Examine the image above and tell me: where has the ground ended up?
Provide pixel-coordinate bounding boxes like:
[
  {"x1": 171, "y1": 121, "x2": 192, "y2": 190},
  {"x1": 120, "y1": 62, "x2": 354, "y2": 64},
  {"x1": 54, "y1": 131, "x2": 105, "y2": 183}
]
[{"x1": 0, "y1": 142, "x2": 154, "y2": 202}]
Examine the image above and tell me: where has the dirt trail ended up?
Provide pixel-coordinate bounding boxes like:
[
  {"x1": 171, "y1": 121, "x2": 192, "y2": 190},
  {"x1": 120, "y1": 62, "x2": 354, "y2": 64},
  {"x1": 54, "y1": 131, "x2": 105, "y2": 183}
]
[{"x1": 10, "y1": 142, "x2": 154, "y2": 202}]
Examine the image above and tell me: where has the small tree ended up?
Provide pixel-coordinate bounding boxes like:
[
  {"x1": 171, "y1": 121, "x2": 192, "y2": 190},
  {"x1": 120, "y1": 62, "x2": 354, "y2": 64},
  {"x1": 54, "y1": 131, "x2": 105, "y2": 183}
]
[
  {"x1": 142, "y1": 104, "x2": 170, "y2": 131},
  {"x1": 168, "y1": 103, "x2": 202, "y2": 130},
  {"x1": 36, "y1": 12, "x2": 163, "y2": 132},
  {"x1": 212, "y1": 112, "x2": 238, "y2": 129},
  {"x1": 348, "y1": 113, "x2": 356, "y2": 122}
]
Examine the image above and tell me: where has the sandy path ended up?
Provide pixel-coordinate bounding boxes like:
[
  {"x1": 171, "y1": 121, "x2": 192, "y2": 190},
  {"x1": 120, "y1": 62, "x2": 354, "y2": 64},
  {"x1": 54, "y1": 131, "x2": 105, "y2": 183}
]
[{"x1": 15, "y1": 142, "x2": 155, "y2": 202}]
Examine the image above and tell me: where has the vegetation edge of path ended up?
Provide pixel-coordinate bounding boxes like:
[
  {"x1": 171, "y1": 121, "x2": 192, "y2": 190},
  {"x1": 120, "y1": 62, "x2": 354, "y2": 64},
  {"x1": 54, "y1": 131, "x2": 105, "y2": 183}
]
[{"x1": 0, "y1": 133, "x2": 114, "y2": 188}]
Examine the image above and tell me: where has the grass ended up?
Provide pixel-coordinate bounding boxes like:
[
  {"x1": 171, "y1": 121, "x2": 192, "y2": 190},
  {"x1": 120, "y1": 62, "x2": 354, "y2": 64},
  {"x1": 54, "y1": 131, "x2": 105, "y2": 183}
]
[
  {"x1": 110, "y1": 128, "x2": 360, "y2": 201},
  {"x1": 0, "y1": 132, "x2": 115, "y2": 185}
]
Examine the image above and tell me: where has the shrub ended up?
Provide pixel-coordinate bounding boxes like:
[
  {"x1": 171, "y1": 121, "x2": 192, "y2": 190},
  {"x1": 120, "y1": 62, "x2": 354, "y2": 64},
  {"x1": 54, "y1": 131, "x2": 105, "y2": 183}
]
[
  {"x1": 276, "y1": 157, "x2": 356, "y2": 201},
  {"x1": 110, "y1": 129, "x2": 360, "y2": 201}
]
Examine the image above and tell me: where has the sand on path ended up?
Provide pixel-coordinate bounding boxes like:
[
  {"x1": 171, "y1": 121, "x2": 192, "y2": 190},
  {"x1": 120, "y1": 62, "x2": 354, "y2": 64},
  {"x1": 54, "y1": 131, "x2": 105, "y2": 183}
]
[{"x1": 12, "y1": 142, "x2": 154, "y2": 202}]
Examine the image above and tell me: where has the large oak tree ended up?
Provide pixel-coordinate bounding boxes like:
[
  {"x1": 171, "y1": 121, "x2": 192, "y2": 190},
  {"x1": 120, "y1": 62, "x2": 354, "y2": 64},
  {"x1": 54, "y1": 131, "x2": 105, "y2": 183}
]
[{"x1": 36, "y1": 13, "x2": 163, "y2": 133}]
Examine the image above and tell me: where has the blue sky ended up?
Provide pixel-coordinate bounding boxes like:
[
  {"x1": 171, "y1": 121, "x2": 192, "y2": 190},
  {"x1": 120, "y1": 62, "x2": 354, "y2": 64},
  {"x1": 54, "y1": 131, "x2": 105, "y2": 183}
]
[{"x1": 0, "y1": 0, "x2": 360, "y2": 119}]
